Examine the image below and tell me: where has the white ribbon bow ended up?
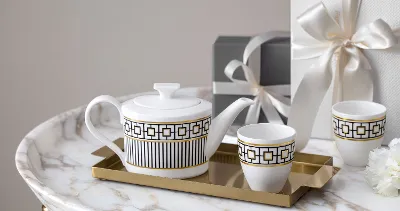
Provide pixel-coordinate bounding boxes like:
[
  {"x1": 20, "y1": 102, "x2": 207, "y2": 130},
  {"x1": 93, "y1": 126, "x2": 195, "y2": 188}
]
[
  {"x1": 213, "y1": 32, "x2": 291, "y2": 125},
  {"x1": 289, "y1": 0, "x2": 399, "y2": 151}
]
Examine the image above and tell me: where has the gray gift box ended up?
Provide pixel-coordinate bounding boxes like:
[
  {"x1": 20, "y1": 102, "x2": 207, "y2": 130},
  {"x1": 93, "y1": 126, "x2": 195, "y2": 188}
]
[{"x1": 212, "y1": 34, "x2": 290, "y2": 126}]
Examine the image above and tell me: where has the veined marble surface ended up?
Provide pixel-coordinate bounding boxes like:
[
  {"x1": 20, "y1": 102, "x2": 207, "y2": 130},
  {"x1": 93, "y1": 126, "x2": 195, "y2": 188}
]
[{"x1": 16, "y1": 87, "x2": 399, "y2": 211}]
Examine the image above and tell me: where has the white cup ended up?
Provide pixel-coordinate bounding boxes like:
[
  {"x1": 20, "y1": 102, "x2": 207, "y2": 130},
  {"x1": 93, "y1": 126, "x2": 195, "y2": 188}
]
[
  {"x1": 332, "y1": 101, "x2": 387, "y2": 167},
  {"x1": 237, "y1": 123, "x2": 296, "y2": 193}
]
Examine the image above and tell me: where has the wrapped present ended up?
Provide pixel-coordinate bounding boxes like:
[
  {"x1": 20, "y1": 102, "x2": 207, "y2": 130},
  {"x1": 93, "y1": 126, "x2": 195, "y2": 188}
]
[
  {"x1": 212, "y1": 32, "x2": 291, "y2": 127},
  {"x1": 290, "y1": 0, "x2": 400, "y2": 150}
]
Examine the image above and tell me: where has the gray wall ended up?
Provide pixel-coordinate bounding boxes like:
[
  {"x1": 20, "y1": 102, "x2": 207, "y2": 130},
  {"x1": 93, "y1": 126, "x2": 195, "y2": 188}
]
[{"x1": 0, "y1": 0, "x2": 289, "y2": 209}]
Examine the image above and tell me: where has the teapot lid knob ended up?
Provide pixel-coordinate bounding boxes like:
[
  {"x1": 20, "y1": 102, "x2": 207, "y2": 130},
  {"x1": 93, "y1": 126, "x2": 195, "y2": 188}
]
[
  {"x1": 153, "y1": 83, "x2": 180, "y2": 100},
  {"x1": 132, "y1": 82, "x2": 202, "y2": 110}
]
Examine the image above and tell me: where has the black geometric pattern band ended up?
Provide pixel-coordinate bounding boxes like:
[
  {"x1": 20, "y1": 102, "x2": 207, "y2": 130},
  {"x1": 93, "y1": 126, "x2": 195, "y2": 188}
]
[
  {"x1": 124, "y1": 116, "x2": 211, "y2": 140},
  {"x1": 125, "y1": 136, "x2": 208, "y2": 169},
  {"x1": 332, "y1": 115, "x2": 386, "y2": 141},
  {"x1": 238, "y1": 139, "x2": 295, "y2": 166}
]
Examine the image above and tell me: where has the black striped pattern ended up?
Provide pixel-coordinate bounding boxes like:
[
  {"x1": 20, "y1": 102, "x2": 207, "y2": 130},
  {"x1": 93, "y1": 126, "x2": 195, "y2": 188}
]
[{"x1": 125, "y1": 136, "x2": 207, "y2": 169}]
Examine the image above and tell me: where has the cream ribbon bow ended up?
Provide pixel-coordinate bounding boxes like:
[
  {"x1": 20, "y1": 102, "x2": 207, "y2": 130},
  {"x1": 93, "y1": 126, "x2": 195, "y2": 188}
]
[
  {"x1": 220, "y1": 32, "x2": 291, "y2": 125},
  {"x1": 223, "y1": 60, "x2": 290, "y2": 125},
  {"x1": 289, "y1": 0, "x2": 399, "y2": 151}
]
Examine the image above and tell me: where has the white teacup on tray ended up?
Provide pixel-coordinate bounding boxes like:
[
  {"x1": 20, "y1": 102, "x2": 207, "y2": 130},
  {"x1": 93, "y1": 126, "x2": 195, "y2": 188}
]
[{"x1": 237, "y1": 123, "x2": 296, "y2": 193}]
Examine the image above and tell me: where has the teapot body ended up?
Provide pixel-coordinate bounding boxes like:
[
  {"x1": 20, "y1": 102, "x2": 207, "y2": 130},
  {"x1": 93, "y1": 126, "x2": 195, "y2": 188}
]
[
  {"x1": 85, "y1": 83, "x2": 253, "y2": 179},
  {"x1": 123, "y1": 115, "x2": 211, "y2": 178}
]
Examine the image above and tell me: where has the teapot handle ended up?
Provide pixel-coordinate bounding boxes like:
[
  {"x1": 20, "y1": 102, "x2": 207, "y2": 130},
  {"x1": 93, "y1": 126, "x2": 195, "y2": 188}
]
[{"x1": 85, "y1": 95, "x2": 125, "y2": 164}]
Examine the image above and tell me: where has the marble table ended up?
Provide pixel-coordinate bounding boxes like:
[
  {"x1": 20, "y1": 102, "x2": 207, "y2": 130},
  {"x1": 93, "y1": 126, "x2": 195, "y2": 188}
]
[{"x1": 16, "y1": 87, "x2": 399, "y2": 211}]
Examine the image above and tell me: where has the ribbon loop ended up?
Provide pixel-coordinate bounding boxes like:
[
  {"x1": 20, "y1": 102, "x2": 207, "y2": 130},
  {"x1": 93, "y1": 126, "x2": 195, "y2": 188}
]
[
  {"x1": 243, "y1": 31, "x2": 290, "y2": 64},
  {"x1": 352, "y1": 19, "x2": 398, "y2": 49},
  {"x1": 298, "y1": 2, "x2": 344, "y2": 42},
  {"x1": 224, "y1": 60, "x2": 258, "y2": 88}
]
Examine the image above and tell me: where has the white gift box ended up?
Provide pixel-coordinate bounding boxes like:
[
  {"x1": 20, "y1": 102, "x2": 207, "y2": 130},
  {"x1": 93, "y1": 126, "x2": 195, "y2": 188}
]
[{"x1": 290, "y1": 0, "x2": 400, "y2": 147}]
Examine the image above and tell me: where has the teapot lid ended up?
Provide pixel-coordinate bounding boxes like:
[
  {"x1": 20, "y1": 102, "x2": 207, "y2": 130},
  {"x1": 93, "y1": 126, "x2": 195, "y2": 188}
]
[{"x1": 133, "y1": 83, "x2": 201, "y2": 110}]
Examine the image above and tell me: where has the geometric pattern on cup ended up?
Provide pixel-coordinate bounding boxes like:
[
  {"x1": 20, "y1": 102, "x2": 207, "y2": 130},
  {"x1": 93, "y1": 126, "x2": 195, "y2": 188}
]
[
  {"x1": 123, "y1": 116, "x2": 211, "y2": 140},
  {"x1": 332, "y1": 115, "x2": 386, "y2": 141},
  {"x1": 124, "y1": 136, "x2": 208, "y2": 169},
  {"x1": 237, "y1": 139, "x2": 295, "y2": 166}
]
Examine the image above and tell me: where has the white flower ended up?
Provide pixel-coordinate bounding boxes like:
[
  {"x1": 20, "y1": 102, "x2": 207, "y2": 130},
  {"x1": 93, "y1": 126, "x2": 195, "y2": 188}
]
[
  {"x1": 389, "y1": 138, "x2": 400, "y2": 148},
  {"x1": 389, "y1": 138, "x2": 400, "y2": 164},
  {"x1": 387, "y1": 157, "x2": 400, "y2": 190},
  {"x1": 365, "y1": 139, "x2": 400, "y2": 197},
  {"x1": 376, "y1": 175, "x2": 398, "y2": 197},
  {"x1": 365, "y1": 148, "x2": 390, "y2": 187},
  {"x1": 388, "y1": 139, "x2": 400, "y2": 189}
]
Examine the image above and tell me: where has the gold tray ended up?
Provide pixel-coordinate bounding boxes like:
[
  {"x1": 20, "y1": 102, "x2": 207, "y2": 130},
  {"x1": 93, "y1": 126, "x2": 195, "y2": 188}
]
[{"x1": 92, "y1": 138, "x2": 339, "y2": 207}]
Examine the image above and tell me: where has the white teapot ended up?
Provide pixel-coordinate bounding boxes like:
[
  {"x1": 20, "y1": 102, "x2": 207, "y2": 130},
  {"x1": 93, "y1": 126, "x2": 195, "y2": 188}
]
[{"x1": 85, "y1": 83, "x2": 253, "y2": 178}]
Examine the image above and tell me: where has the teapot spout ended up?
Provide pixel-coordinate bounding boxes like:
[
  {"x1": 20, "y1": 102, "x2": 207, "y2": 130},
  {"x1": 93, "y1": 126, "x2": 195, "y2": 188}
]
[{"x1": 205, "y1": 98, "x2": 254, "y2": 160}]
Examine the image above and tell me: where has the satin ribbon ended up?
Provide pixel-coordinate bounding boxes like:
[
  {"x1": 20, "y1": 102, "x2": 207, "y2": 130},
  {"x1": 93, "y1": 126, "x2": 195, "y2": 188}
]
[
  {"x1": 289, "y1": 0, "x2": 399, "y2": 151},
  {"x1": 213, "y1": 31, "x2": 291, "y2": 125}
]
